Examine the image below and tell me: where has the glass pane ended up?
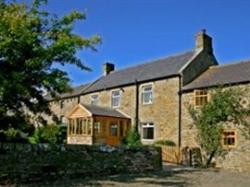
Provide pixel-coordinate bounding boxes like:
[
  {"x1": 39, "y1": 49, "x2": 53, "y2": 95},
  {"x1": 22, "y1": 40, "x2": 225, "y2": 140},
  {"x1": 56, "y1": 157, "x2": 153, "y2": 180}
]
[
  {"x1": 88, "y1": 120, "x2": 91, "y2": 134},
  {"x1": 94, "y1": 122, "x2": 101, "y2": 134},
  {"x1": 112, "y1": 91, "x2": 120, "y2": 97},
  {"x1": 91, "y1": 95, "x2": 99, "y2": 105},
  {"x1": 143, "y1": 92, "x2": 152, "y2": 103},
  {"x1": 143, "y1": 127, "x2": 154, "y2": 139},
  {"x1": 112, "y1": 97, "x2": 120, "y2": 107},
  {"x1": 110, "y1": 124, "x2": 118, "y2": 136}
]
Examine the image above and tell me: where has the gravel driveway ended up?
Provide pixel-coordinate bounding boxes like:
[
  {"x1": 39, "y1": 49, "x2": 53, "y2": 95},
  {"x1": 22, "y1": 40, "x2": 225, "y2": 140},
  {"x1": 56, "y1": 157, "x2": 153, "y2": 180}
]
[{"x1": 8, "y1": 163, "x2": 250, "y2": 187}]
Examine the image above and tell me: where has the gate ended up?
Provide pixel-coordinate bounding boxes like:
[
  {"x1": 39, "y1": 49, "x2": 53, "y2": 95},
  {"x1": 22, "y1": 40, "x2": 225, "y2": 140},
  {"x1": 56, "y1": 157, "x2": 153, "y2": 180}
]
[{"x1": 161, "y1": 146, "x2": 181, "y2": 164}]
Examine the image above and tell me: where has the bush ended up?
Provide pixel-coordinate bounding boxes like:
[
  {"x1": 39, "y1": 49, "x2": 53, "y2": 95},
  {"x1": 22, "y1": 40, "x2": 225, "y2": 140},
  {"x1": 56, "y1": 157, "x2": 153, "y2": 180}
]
[
  {"x1": 28, "y1": 124, "x2": 66, "y2": 144},
  {"x1": 154, "y1": 140, "x2": 176, "y2": 147},
  {"x1": 1, "y1": 127, "x2": 30, "y2": 143},
  {"x1": 122, "y1": 128, "x2": 142, "y2": 146}
]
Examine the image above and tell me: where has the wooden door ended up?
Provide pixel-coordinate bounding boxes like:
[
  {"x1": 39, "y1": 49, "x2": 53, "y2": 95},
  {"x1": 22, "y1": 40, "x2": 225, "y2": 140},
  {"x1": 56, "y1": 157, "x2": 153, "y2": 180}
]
[{"x1": 107, "y1": 123, "x2": 119, "y2": 145}]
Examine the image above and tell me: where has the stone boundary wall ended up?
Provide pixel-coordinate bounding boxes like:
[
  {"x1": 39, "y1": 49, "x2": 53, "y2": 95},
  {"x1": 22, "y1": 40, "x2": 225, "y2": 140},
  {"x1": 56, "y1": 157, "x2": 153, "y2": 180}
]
[{"x1": 0, "y1": 143, "x2": 162, "y2": 184}]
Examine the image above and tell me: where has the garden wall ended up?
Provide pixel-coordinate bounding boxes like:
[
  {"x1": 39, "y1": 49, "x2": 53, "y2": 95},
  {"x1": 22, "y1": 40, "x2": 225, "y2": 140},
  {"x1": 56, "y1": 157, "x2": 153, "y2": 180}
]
[{"x1": 0, "y1": 143, "x2": 162, "y2": 184}]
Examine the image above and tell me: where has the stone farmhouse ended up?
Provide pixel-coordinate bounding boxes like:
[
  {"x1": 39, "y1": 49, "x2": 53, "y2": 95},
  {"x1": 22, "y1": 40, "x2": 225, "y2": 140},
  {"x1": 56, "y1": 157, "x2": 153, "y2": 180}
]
[{"x1": 46, "y1": 30, "x2": 250, "y2": 170}]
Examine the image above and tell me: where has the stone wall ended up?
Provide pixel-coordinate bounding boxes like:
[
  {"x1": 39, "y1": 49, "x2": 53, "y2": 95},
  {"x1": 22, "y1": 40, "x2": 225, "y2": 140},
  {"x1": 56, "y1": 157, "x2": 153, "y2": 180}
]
[
  {"x1": 48, "y1": 77, "x2": 181, "y2": 145},
  {"x1": 181, "y1": 91, "x2": 200, "y2": 147},
  {"x1": 138, "y1": 78, "x2": 180, "y2": 144},
  {"x1": 217, "y1": 141, "x2": 250, "y2": 172},
  {"x1": 0, "y1": 143, "x2": 162, "y2": 184},
  {"x1": 181, "y1": 83, "x2": 250, "y2": 171},
  {"x1": 80, "y1": 85, "x2": 137, "y2": 125},
  {"x1": 67, "y1": 136, "x2": 93, "y2": 145},
  {"x1": 47, "y1": 97, "x2": 79, "y2": 124}
]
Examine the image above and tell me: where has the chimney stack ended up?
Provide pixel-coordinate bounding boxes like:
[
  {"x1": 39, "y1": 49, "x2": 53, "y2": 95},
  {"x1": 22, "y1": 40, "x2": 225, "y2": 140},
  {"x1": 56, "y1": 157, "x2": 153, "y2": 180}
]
[
  {"x1": 195, "y1": 29, "x2": 213, "y2": 54},
  {"x1": 103, "y1": 62, "x2": 115, "y2": 76}
]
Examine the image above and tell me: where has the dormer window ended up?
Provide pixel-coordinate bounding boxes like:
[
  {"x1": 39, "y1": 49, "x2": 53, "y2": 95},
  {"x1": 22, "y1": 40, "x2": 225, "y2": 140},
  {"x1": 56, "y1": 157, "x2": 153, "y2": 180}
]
[
  {"x1": 91, "y1": 94, "x2": 99, "y2": 105},
  {"x1": 142, "y1": 85, "x2": 153, "y2": 104},
  {"x1": 111, "y1": 90, "x2": 121, "y2": 108}
]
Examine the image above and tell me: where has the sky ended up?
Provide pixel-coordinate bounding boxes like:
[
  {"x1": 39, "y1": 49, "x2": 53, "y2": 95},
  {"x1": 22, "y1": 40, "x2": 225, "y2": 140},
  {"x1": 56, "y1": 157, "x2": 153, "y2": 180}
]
[{"x1": 23, "y1": 0, "x2": 250, "y2": 86}]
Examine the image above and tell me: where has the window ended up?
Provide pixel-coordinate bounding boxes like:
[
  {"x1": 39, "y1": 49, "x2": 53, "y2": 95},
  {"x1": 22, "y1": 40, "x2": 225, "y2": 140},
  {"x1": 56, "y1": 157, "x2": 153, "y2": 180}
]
[
  {"x1": 76, "y1": 118, "x2": 82, "y2": 134},
  {"x1": 110, "y1": 124, "x2": 118, "y2": 136},
  {"x1": 91, "y1": 94, "x2": 99, "y2": 105},
  {"x1": 142, "y1": 85, "x2": 153, "y2": 104},
  {"x1": 194, "y1": 90, "x2": 208, "y2": 107},
  {"x1": 111, "y1": 90, "x2": 121, "y2": 108},
  {"x1": 60, "y1": 115, "x2": 66, "y2": 124},
  {"x1": 68, "y1": 118, "x2": 92, "y2": 135},
  {"x1": 223, "y1": 130, "x2": 236, "y2": 148},
  {"x1": 141, "y1": 122, "x2": 154, "y2": 140},
  {"x1": 60, "y1": 100, "x2": 64, "y2": 109},
  {"x1": 94, "y1": 122, "x2": 101, "y2": 134}
]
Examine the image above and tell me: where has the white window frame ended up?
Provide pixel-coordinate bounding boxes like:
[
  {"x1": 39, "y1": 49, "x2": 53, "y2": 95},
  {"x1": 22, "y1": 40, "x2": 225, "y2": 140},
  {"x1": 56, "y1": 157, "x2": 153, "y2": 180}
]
[
  {"x1": 90, "y1": 94, "x2": 99, "y2": 105},
  {"x1": 111, "y1": 90, "x2": 121, "y2": 108},
  {"x1": 141, "y1": 84, "x2": 153, "y2": 105},
  {"x1": 141, "y1": 122, "x2": 154, "y2": 141}
]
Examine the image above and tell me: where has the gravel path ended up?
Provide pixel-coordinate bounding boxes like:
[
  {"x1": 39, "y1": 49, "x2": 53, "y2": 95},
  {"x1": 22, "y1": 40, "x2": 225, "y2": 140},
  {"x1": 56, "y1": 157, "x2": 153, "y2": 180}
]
[{"x1": 8, "y1": 163, "x2": 250, "y2": 187}]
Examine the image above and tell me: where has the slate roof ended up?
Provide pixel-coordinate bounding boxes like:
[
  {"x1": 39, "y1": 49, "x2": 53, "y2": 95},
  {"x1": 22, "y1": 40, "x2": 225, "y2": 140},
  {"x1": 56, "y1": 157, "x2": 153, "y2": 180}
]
[
  {"x1": 81, "y1": 104, "x2": 129, "y2": 118},
  {"x1": 83, "y1": 51, "x2": 195, "y2": 93},
  {"x1": 46, "y1": 50, "x2": 195, "y2": 100},
  {"x1": 45, "y1": 83, "x2": 90, "y2": 101},
  {"x1": 182, "y1": 61, "x2": 250, "y2": 91}
]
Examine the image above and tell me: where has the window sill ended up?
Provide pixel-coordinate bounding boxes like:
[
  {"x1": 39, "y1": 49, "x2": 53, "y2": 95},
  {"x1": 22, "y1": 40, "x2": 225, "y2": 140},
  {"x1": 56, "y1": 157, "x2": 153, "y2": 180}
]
[
  {"x1": 142, "y1": 103, "x2": 153, "y2": 106},
  {"x1": 141, "y1": 139, "x2": 154, "y2": 142},
  {"x1": 223, "y1": 145, "x2": 236, "y2": 149},
  {"x1": 112, "y1": 106, "x2": 120, "y2": 109}
]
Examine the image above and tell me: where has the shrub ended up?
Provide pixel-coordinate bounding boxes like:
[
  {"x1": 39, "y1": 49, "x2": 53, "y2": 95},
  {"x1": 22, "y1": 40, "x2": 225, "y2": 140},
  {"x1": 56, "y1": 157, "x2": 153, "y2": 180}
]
[
  {"x1": 28, "y1": 124, "x2": 66, "y2": 144},
  {"x1": 154, "y1": 140, "x2": 176, "y2": 147},
  {"x1": 122, "y1": 128, "x2": 142, "y2": 146}
]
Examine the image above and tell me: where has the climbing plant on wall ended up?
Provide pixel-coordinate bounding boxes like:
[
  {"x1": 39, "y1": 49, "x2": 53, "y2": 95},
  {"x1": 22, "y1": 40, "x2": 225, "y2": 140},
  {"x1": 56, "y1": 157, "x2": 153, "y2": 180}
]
[{"x1": 189, "y1": 87, "x2": 250, "y2": 166}]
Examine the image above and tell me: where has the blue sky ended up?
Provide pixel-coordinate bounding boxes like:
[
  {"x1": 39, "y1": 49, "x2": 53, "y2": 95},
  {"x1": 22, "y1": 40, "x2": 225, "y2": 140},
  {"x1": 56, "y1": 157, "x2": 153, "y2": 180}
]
[{"x1": 24, "y1": 0, "x2": 250, "y2": 86}]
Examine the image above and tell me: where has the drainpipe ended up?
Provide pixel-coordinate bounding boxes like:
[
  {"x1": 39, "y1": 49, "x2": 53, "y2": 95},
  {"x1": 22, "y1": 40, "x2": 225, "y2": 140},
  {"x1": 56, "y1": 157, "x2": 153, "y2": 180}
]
[
  {"x1": 77, "y1": 95, "x2": 80, "y2": 104},
  {"x1": 135, "y1": 79, "x2": 139, "y2": 132},
  {"x1": 178, "y1": 75, "x2": 182, "y2": 148}
]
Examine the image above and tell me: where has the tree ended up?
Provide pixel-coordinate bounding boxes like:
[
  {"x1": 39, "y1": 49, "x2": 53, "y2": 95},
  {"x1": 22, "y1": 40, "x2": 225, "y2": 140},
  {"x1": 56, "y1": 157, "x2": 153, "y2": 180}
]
[
  {"x1": 0, "y1": 0, "x2": 100, "y2": 130},
  {"x1": 189, "y1": 88, "x2": 250, "y2": 167}
]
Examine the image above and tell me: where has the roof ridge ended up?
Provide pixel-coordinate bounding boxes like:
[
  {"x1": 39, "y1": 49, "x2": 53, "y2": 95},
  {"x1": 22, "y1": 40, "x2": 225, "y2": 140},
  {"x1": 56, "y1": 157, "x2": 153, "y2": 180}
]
[
  {"x1": 107, "y1": 50, "x2": 194, "y2": 75},
  {"x1": 209, "y1": 60, "x2": 250, "y2": 69}
]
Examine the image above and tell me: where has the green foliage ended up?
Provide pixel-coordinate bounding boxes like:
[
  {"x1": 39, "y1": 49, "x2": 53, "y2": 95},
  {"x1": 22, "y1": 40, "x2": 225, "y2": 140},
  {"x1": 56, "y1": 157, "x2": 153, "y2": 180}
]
[
  {"x1": 189, "y1": 88, "x2": 250, "y2": 165},
  {"x1": 28, "y1": 124, "x2": 65, "y2": 144},
  {"x1": 28, "y1": 128, "x2": 40, "y2": 144},
  {"x1": 0, "y1": 123, "x2": 35, "y2": 142},
  {"x1": 154, "y1": 139, "x2": 176, "y2": 147},
  {"x1": 0, "y1": 0, "x2": 101, "y2": 129},
  {"x1": 122, "y1": 128, "x2": 142, "y2": 146}
]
